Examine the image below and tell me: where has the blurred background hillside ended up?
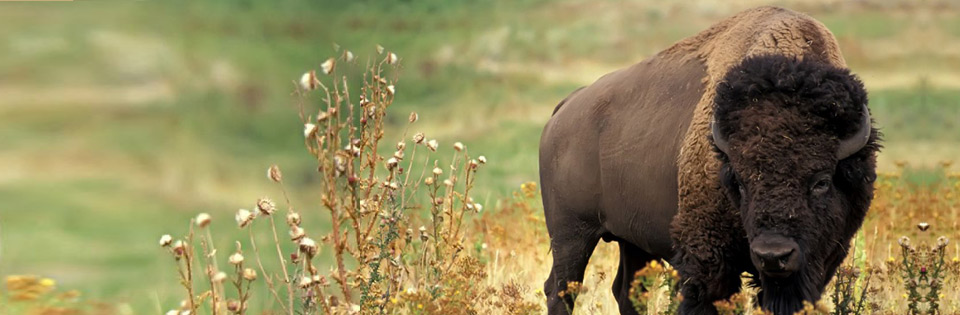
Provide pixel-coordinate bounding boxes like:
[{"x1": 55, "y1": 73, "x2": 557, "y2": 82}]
[{"x1": 0, "y1": 0, "x2": 957, "y2": 312}]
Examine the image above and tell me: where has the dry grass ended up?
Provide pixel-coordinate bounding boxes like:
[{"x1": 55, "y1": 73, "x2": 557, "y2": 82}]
[
  {"x1": 149, "y1": 49, "x2": 542, "y2": 315},
  {"x1": 0, "y1": 2, "x2": 957, "y2": 314},
  {"x1": 136, "y1": 51, "x2": 960, "y2": 315},
  {"x1": 1, "y1": 48, "x2": 955, "y2": 315}
]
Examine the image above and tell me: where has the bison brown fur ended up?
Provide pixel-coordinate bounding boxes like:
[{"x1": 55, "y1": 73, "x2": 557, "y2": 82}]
[
  {"x1": 708, "y1": 55, "x2": 879, "y2": 314},
  {"x1": 539, "y1": 6, "x2": 880, "y2": 315}
]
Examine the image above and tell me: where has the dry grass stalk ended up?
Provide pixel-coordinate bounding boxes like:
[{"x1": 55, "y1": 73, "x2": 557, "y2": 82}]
[{"x1": 153, "y1": 47, "x2": 960, "y2": 315}]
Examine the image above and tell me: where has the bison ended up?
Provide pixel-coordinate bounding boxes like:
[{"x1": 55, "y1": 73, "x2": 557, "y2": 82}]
[{"x1": 539, "y1": 6, "x2": 879, "y2": 315}]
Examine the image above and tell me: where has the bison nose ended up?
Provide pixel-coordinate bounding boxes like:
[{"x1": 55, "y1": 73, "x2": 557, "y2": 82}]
[{"x1": 750, "y1": 235, "x2": 800, "y2": 277}]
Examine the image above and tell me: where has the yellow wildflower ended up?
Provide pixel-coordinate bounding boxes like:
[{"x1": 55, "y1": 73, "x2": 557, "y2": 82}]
[{"x1": 40, "y1": 278, "x2": 55, "y2": 288}]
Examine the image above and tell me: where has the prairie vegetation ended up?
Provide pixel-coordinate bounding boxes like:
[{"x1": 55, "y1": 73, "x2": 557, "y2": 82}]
[
  {"x1": 1, "y1": 0, "x2": 959, "y2": 314},
  {"x1": 143, "y1": 53, "x2": 960, "y2": 315}
]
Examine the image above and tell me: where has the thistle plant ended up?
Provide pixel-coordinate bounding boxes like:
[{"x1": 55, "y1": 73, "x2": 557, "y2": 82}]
[
  {"x1": 898, "y1": 232, "x2": 951, "y2": 315},
  {"x1": 830, "y1": 265, "x2": 871, "y2": 315},
  {"x1": 157, "y1": 46, "x2": 498, "y2": 314},
  {"x1": 629, "y1": 260, "x2": 680, "y2": 315}
]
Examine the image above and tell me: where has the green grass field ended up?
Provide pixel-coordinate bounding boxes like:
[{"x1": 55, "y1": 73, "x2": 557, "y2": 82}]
[{"x1": 1, "y1": 0, "x2": 958, "y2": 313}]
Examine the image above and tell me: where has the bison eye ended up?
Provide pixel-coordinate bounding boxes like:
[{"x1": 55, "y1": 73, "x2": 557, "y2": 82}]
[{"x1": 811, "y1": 175, "x2": 832, "y2": 195}]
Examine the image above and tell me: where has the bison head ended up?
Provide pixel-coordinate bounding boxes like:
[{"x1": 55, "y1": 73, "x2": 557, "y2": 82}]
[{"x1": 711, "y1": 55, "x2": 879, "y2": 313}]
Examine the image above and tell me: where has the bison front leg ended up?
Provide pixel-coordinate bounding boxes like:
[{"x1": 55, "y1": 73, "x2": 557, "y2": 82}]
[
  {"x1": 670, "y1": 201, "x2": 749, "y2": 314},
  {"x1": 672, "y1": 250, "x2": 742, "y2": 315}
]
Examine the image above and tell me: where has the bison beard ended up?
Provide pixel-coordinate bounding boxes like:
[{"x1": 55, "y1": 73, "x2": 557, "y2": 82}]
[
  {"x1": 748, "y1": 249, "x2": 825, "y2": 313},
  {"x1": 755, "y1": 272, "x2": 821, "y2": 314}
]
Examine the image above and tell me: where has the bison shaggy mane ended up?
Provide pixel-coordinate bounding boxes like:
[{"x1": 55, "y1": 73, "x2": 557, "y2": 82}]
[{"x1": 713, "y1": 54, "x2": 869, "y2": 141}]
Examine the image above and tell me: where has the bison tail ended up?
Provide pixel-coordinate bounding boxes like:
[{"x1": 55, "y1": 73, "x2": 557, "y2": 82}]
[{"x1": 551, "y1": 86, "x2": 585, "y2": 116}]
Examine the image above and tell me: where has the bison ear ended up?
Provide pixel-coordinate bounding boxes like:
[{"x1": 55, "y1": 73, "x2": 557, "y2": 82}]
[
  {"x1": 711, "y1": 120, "x2": 731, "y2": 155},
  {"x1": 836, "y1": 104, "x2": 871, "y2": 160}
]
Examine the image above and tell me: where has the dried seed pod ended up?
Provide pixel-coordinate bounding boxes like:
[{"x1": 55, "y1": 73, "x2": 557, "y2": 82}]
[
  {"x1": 433, "y1": 167, "x2": 443, "y2": 176},
  {"x1": 898, "y1": 236, "x2": 910, "y2": 247},
  {"x1": 211, "y1": 272, "x2": 227, "y2": 283},
  {"x1": 229, "y1": 252, "x2": 244, "y2": 265},
  {"x1": 195, "y1": 213, "x2": 212, "y2": 228},
  {"x1": 478, "y1": 155, "x2": 487, "y2": 164},
  {"x1": 299, "y1": 237, "x2": 319, "y2": 256},
  {"x1": 453, "y1": 142, "x2": 464, "y2": 152},
  {"x1": 419, "y1": 226, "x2": 429, "y2": 241},
  {"x1": 426, "y1": 139, "x2": 438, "y2": 152},
  {"x1": 321, "y1": 58, "x2": 335, "y2": 75},
  {"x1": 242, "y1": 268, "x2": 257, "y2": 281},
  {"x1": 334, "y1": 155, "x2": 348, "y2": 174},
  {"x1": 226, "y1": 300, "x2": 240, "y2": 312},
  {"x1": 304, "y1": 123, "x2": 318, "y2": 138},
  {"x1": 290, "y1": 226, "x2": 306, "y2": 241},
  {"x1": 386, "y1": 52, "x2": 398, "y2": 65},
  {"x1": 159, "y1": 234, "x2": 173, "y2": 247},
  {"x1": 299, "y1": 276, "x2": 313, "y2": 288},
  {"x1": 937, "y1": 236, "x2": 949, "y2": 248},
  {"x1": 172, "y1": 240, "x2": 186, "y2": 257},
  {"x1": 257, "y1": 198, "x2": 276, "y2": 216},
  {"x1": 268, "y1": 165, "x2": 282, "y2": 182},
  {"x1": 409, "y1": 112, "x2": 418, "y2": 123},
  {"x1": 287, "y1": 212, "x2": 302, "y2": 227},
  {"x1": 413, "y1": 132, "x2": 425, "y2": 144},
  {"x1": 235, "y1": 209, "x2": 255, "y2": 228},
  {"x1": 300, "y1": 70, "x2": 319, "y2": 90}
]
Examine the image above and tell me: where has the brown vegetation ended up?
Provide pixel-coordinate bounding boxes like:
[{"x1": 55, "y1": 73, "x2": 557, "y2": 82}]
[{"x1": 142, "y1": 51, "x2": 960, "y2": 315}]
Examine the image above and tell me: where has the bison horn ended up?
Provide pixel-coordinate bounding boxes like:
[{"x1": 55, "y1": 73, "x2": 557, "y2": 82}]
[
  {"x1": 711, "y1": 104, "x2": 870, "y2": 159},
  {"x1": 711, "y1": 119, "x2": 731, "y2": 155},
  {"x1": 837, "y1": 104, "x2": 871, "y2": 160}
]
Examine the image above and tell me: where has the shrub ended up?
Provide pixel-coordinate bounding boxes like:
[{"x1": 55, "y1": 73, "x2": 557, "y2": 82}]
[{"x1": 156, "y1": 47, "x2": 545, "y2": 315}]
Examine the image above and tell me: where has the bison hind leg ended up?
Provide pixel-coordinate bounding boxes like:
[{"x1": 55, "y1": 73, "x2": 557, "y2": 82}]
[
  {"x1": 543, "y1": 227, "x2": 602, "y2": 315},
  {"x1": 612, "y1": 240, "x2": 655, "y2": 315}
]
